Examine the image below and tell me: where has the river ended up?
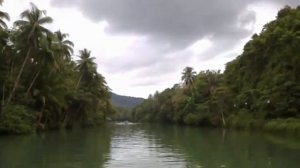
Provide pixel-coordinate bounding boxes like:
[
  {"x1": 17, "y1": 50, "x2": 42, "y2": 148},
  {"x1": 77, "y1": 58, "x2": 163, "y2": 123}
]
[{"x1": 0, "y1": 123, "x2": 299, "y2": 168}]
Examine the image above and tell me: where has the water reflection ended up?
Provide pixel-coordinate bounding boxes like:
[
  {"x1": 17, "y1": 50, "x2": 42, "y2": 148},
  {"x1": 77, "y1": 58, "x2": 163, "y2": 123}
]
[
  {"x1": 104, "y1": 124, "x2": 187, "y2": 168},
  {"x1": 0, "y1": 126, "x2": 112, "y2": 168},
  {"x1": 140, "y1": 124, "x2": 300, "y2": 168},
  {"x1": 0, "y1": 123, "x2": 299, "y2": 168}
]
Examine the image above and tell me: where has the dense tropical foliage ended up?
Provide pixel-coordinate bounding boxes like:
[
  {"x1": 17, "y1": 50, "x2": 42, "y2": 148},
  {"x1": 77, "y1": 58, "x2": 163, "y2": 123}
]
[
  {"x1": 132, "y1": 6, "x2": 300, "y2": 132},
  {"x1": 0, "y1": 3, "x2": 114, "y2": 134}
]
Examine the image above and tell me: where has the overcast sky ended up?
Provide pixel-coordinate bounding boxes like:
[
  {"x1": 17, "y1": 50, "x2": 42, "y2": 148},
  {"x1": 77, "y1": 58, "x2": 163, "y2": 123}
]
[{"x1": 2, "y1": 0, "x2": 299, "y2": 98}]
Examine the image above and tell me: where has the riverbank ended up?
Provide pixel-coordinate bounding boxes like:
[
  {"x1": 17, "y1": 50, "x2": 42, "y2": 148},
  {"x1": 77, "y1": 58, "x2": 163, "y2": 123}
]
[
  {"x1": 227, "y1": 116, "x2": 300, "y2": 133},
  {"x1": 263, "y1": 118, "x2": 300, "y2": 133},
  {"x1": 0, "y1": 104, "x2": 108, "y2": 135}
]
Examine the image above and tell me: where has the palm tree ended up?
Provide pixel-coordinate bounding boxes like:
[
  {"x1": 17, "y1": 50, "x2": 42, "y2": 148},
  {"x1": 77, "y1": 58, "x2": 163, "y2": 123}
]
[
  {"x1": 7, "y1": 3, "x2": 53, "y2": 104},
  {"x1": 0, "y1": 0, "x2": 9, "y2": 29},
  {"x1": 54, "y1": 30, "x2": 74, "y2": 60},
  {"x1": 33, "y1": 72, "x2": 66, "y2": 128},
  {"x1": 93, "y1": 73, "x2": 109, "y2": 99},
  {"x1": 76, "y1": 48, "x2": 97, "y2": 89},
  {"x1": 14, "y1": 3, "x2": 53, "y2": 47},
  {"x1": 181, "y1": 66, "x2": 196, "y2": 89},
  {"x1": 25, "y1": 35, "x2": 60, "y2": 97}
]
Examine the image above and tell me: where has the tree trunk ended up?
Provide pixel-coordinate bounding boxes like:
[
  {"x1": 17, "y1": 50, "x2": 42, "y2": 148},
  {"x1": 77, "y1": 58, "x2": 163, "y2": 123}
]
[
  {"x1": 62, "y1": 108, "x2": 70, "y2": 127},
  {"x1": 62, "y1": 111, "x2": 68, "y2": 127},
  {"x1": 2, "y1": 84, "x2": 4, "y2": 106},
  {"x1": 0, "y1": 84, "x2": 4, "y2": 115},
  {"x1": 8, "y1": 59, "x2": 15, "y2": 82},
  {"x1": 7, "y1": 47, "x2": 32, "y2": 104},
  {"x1": 38, "y1": 102, "x2": 46, "y2": 129},
  {"x1": 26, "y1": 71, "x2": 40, "y2": 97},
  {"x1": 76, "y1": 73, "x2": 83, "y2": 89}
]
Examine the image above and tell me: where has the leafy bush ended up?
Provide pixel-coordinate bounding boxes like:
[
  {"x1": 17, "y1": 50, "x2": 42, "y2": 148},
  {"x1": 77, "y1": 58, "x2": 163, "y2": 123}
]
[
  {"x1": 264, "y1": 118, "x2": 300, "y2": 133},
  {"x1": 83, "y1": 110, "x2": 105, "y2": 126},
  {"x1": 0, "y1": 105, "x2": 36, "y2": 134},
  {"x1": 184, "y1": 113, "x2": 202, "y2": 125},
  {"x1": 227, "y1": 110, "x2": 264, "y2": 129}
]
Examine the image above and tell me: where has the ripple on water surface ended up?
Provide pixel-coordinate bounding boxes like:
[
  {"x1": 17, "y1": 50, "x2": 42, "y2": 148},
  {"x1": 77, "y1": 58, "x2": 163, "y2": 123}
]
[{"x1": 104, "y1": 125, "x2": 189, "y2": 168}]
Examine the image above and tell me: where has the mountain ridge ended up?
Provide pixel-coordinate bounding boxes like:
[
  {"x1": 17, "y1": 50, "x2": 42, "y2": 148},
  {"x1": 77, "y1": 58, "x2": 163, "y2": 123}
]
[{"x1": 110, "y1": 92, "x2": 144, "y2": 109}]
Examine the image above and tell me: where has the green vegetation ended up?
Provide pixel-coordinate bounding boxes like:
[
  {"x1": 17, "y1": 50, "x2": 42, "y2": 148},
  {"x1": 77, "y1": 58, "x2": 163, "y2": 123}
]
[
  {"x1": 0, "y1": 3, "x2": 114, "y2": 134},
  {"x1": 132, "y1": 6, "x2": 300, "y2": 133},
  {"x1": 110, "y1": 92, "x2": 144, "y2": 121},
  {"x1": 264, "y1": 118, "x2": 300, "y2": 133},
  {"x1": 110, "y1": 92, "x2": 144, "y2": 109}
]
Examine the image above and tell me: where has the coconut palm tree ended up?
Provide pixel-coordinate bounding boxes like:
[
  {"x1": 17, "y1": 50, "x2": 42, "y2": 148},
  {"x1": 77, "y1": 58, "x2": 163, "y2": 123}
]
[
  {"x1": 7, "y1": 3, "x2": 53, "y2": 104},
  {"x1": 54, "y1": 30, "x2": 74, "y2": 60},
  {"x1": 0, "y1": 0, "x2": 9, "y2": 29},
  {"x1": 76, "y1": 48, "x2": 97, "y2": 89},
  {"x1": 181, "y1": 66, "x2": 196, "y2": 89},
  {"x1": 25, "y1": 35, "x2": 60, "y2": 97},
  {"x1": 33, "y1": 72, "x2": 67, "y2": 128},
  {"x1": 14, "y1": 3, "x2": 53, "y2": 47}
]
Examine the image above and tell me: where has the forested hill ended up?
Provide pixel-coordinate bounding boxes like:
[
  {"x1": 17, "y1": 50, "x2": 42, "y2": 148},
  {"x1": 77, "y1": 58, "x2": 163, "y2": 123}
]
[
  {"x1": 111, "y1": 93, "x2": 144, "y2": 109},
  {"x1": 132, "y1": 6, "x2": 300, "y2": 132}
]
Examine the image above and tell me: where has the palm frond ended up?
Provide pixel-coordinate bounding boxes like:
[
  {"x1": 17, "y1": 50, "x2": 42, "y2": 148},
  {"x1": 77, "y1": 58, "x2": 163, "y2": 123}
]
[
  {"x1": 0, "y1": 19, "x2": 7, "y2": 29},
  {"x1": 0, "y1": 11, "x2": 10, "y2": 21},
  {"x1": 13, "y1": 20, "x2": 28, "y2": 27},
  {"x1": 20, "y1": 9, "x2": 31, "y2": 19},
  {"x1": 38, "y1": 16, "x2": 53, "y2": 25},
  {"x1": 63, "y1": 40, "x2": 74, "y2": 47}
]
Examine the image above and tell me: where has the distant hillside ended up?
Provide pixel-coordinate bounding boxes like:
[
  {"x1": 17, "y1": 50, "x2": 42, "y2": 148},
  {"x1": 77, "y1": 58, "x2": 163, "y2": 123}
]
[{"x1": 110, "y1": 93, "x2": 144, "y2": 109}]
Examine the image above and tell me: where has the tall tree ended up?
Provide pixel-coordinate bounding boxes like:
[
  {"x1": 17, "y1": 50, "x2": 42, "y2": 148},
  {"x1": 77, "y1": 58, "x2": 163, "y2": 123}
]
[
  {"x1": 7, "y1": 3, "x2": 53, "y2": 104},
  {"x1": 25, "y1": 35, "x2": 60, "y2": 97},
  {"x1": 181, "y1": 67, "x2": 196, "y2": 89},
  {"x1": 76, "y1": 48, "x2": 96, "y2": 89},
  {"x1": 54, "y1": 30, "x2": 74, "y2": 60}
]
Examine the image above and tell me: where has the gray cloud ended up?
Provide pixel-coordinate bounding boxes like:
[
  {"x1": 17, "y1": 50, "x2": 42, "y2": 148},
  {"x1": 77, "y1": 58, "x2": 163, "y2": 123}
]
[
  {"x1": 51, "y1": 0, "x2": 299, "y2": 93},
  {"x1": 101, "y1": 39, "x2": 169, "y2": 73},
  {"x1": 50, "y1": 0, "x2": 299, "y2": 60},
  {"x1": 51, "y1": 0, "x2": 257, "y2": 48},
  {"x1": 51, "y1": 0, "x2": 299, "y2": 44}
]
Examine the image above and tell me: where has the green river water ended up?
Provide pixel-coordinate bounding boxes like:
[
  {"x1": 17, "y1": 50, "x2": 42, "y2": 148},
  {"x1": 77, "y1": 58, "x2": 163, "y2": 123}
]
[{"x1": 0, "y1": 123, "x2": 299, "y2": 168}]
